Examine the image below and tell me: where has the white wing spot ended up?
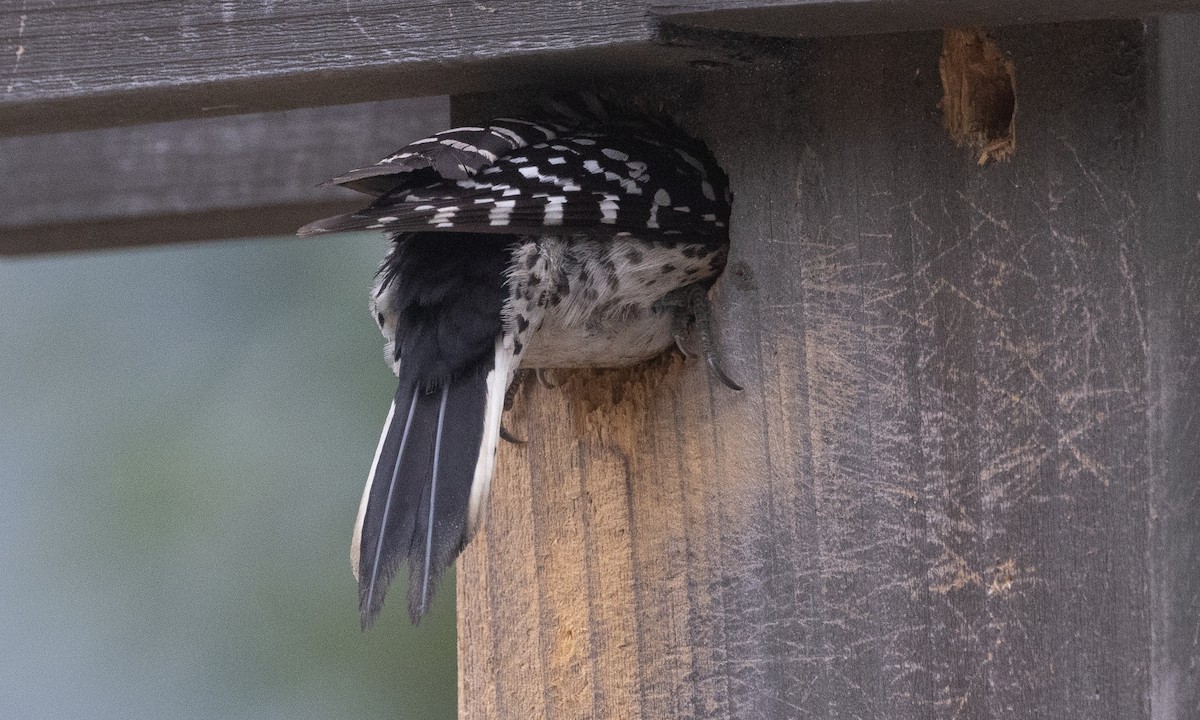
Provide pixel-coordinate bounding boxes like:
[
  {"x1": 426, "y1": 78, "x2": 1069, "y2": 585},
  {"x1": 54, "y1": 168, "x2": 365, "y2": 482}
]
[
  {"x1": 701, "y1": 181, "x2": 716, "y2": 201},
  {"x1": 654, "y1": 188, "x2": 671, "y2": 206},
  {"x1": 600, "y1": 194, "x2": 619, "y2": 224},
  {"x1": 489, "y1": 199, "x2": 516, "y2": 226},
  {"x1": 548, "y1": 156, "x2": 567, "y2": 165},
  {"x1": 601, "y1": 147, "x2": 629, "y2": 161},
  {"x1": 489, "y1": 126, "x2": 526, "y2": 147},
  {"x1": 604, "y1": 171, "x2": 641, "y2": 195},
  {"x1": 430, "y1": 206, "x2": 459, "y2": 225},
  {"x1": 440, "y1": 138, "x2": 497, "y2": 162},
  {"x1": 543, "y1": 199, "x2": 564, "y2": 225}
]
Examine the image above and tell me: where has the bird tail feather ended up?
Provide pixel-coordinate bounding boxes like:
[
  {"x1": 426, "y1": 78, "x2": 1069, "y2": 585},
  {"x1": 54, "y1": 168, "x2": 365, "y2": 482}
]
[{"x1": 351, "y1": 341, "x2": 509, "y2": 627}]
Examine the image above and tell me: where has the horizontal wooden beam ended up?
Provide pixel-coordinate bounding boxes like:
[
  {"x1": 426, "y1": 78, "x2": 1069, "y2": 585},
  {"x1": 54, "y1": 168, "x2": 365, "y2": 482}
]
[
  {"x1": 656, "y1": 0, "x2": 1200, "y2": 38},
  {"x1": 5, "y1": 1, "x2": 1200, "y2": 136},
  {"x1": 0, "y1": 0, "x2": 666, "y2": 136},
  {"x1": 0, "y1": 96, "x2": 447, "y2": 255}
]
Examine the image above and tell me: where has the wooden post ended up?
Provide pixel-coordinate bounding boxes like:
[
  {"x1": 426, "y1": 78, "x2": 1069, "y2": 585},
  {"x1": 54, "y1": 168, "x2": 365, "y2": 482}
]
[{"x1": 455, "y1": 18, "x2": 1200, "y2": 719}]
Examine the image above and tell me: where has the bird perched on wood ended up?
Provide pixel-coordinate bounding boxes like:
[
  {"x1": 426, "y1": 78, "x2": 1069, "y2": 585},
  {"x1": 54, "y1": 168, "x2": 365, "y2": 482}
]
[{"x1": 298, "y1": 98, "x2": 737, "y2": 627}]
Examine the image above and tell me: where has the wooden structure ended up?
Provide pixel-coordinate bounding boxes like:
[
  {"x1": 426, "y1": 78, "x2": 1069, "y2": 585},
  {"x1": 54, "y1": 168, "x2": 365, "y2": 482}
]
[{"x1": 6, "y1": 3, "x2": 1199, "y2": 718}]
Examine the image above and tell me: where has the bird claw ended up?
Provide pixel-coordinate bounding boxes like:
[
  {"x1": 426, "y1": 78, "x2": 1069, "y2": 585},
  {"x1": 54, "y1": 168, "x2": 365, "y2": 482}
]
[
  {"x1": 675, "y1": 284, "x2": 742, "y2": 391},
  {"x1": 674, "y1": 333, "x2": 697, "y2": 359},
  {"x1": 706, "y1": 354, "x2": 743, "y2": 392},
  {"x1": 502, "y1": 374, "x2": 527, "y2": 443},
  {"x1": 535, "y1": 368, "x2": 560, "y2": 389},
  {"x1": 500, "y1": 425, "x2": 526, "y2": 444}
]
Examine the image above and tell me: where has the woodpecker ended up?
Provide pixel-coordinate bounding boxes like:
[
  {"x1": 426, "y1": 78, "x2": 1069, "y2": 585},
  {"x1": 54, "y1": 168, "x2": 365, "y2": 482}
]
[{"x1": 298, "y1": 99, "x2": 736, "y2": 627}]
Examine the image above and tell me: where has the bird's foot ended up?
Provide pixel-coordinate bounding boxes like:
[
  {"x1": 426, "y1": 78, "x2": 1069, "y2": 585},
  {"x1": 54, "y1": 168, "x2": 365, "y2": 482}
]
[
  {"x1": 662, "y1": 285, "x2": 742, "y2": 391},
  {"x1": 535, "y1": 368, "x2": 560, "y2": 389},
  {"x1": 500, "y1": 373, "x2": 527, "y2": 444},
  {"x1": 500, "y1": 426, "x2": 526, "y2": 444}
]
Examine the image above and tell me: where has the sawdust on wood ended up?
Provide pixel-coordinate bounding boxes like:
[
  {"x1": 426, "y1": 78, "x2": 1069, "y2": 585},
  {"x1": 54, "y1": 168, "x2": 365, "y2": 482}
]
[{"x1": 940, "y1": 27, "x2": 1017, "y2": 165}]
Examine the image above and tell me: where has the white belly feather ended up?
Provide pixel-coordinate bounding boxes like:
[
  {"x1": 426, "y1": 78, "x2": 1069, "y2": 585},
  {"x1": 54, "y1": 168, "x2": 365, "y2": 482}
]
[{"x1": 504, "y1": 234, "x2": 724, "y2": 370}]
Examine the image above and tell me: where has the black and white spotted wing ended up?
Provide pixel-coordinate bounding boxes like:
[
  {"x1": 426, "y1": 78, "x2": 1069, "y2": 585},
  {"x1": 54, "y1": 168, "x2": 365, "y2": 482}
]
[
  {"x1": 298, "y1": 122, "x2": 730, "y2": 242},
  {"x1": 321, "y1": 119, "x2": 572, "y2": 196}
]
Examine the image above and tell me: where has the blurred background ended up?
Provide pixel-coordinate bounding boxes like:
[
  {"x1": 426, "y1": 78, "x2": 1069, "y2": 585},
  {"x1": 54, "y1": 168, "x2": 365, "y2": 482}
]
[{"x1": 0, "y1": 231, "x2": 457, "y2": 718}]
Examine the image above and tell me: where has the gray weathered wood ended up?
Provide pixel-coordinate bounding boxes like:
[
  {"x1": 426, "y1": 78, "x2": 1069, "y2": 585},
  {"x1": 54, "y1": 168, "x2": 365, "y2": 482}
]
[
  {"x1": 1147, "y1": 15, "x2": 1200, "y2": 718},
  {"x1": 5, "y1": 0, "x2": 1200, "y2": 137},
  {"x1": 0, "y1": 96, "x2": 446, "y2": 254},
  {"x1": 455, "y1": 17, "x2": 1200, "y2": 720},
  {"x1": 0, "y1": 0, "x2": 665, "y2": 136},
  {"x1": 656, "y1": 0, "x2": 1200, "y2": 37}
]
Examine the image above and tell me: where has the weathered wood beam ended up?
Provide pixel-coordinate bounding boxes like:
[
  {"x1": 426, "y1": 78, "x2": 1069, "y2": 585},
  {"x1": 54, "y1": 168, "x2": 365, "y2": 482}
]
[
  {"x1": 455, "y1": 16, "x2": 1200, "y2": 720},
  {"x1": 5, "y1": 1, "x2": 1200, "y2": 136},
  {"x1": 1146, "y1": 14, "x2": 1200, "y2": 716},
  {"x1": 0, "y1": 96, "x2": 446, "y2": 254},
  {"x1": 656, "y1": 0, "x2": 1200, "y2": 37},
  {"x1": 0, "y1": 0, "x2": 667, "y2": 136}
]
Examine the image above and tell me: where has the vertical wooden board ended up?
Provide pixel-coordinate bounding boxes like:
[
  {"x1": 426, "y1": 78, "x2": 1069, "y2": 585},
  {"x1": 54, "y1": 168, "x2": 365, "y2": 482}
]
[
  {"x1": 976, "y1": 24, "x2": 1153, "y2": 720},
  {"x1": 458, "y1": 433, "x2": 549, "y2": 719},
  {"x1": 781, "y1": 35, "x2": 945, "y2": 720},
  {"x1": 456, "y1": 19, "x2": 1172, "y2": 720},
  {"x1": 689, "y1": 68, "x2": 819, "y2": 720},
  {"x1": 455, "y1": 522, "x2": 499, "y2": 719},
  {"x1": 1147, "y1": 14, "x2": 1200, "y2": 720}
]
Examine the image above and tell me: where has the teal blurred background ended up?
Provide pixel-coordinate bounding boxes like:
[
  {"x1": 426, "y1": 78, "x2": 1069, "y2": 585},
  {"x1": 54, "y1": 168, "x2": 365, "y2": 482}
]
[{"x1": 0, "y1": 233, "x2": 457, "y2": 718}]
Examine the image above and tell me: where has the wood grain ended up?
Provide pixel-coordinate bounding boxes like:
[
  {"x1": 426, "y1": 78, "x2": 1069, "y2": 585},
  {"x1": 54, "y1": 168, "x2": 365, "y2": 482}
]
[
  {"x1": 0, "y1": 96, "x2": 446, "y2": 254},
  {"x1": 0, "y1": 0, "x2": 663, "y2": 135},
  {"x1": 655, "y1": 0, "x2": 1200, "y2": 38},
  {"x1": 6, "y1": 0, "x2": 1200, "y2": 136},
  {"x1": 1146, "y1": 15, "x2": 1200, "y2": 718},
  {"x1": 456, "y1": 18, "x2": 1200, "y2": 720}
]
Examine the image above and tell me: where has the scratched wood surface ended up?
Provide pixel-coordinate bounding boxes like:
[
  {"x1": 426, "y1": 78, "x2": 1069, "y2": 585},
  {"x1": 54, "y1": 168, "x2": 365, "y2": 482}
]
[
  {"x1": 1146, "y1": 15, "x2": 1200, "y2": 718},
  {"x1": 0, "y1": 0, "x2": 655, "y2": 136},
  {"x1": 456, "y1": 18, "x2": 1200, "y2": 720},
  {"x1": 6, "y1": 1, "x2": 1200, "y2": 137},
  {"x1": 656, "y1": 0, "x2": 1200, "y2": 38}
]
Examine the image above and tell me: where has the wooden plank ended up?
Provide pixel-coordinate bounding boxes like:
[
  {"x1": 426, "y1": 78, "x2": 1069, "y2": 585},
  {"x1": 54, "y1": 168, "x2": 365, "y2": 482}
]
[
  {"x1": 0, "y1": 0, "x2": 664, "y2": 136},
  {"x1": 0, "y1": 96, "x2": 447, "y2": 254},
  {"x1": 456, "y1": 18, "x2": 1197, "y2": 719},
  {"x1": 1146, "y1": 14, "x2": 1200, "y2": 718},
  {"x1": 6, "y1": 1, "x2": 1200, "y2": 137},
  {"x1": 656, "y1": 0, "x2": 1200, "y2": 37}
]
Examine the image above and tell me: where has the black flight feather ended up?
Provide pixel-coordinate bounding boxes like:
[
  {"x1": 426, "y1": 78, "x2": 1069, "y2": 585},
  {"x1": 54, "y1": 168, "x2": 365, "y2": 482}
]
[
  {"x1": 357, "y1": 371, "x2": 490, "y2": 626},
  {"x1": 354, "y1": 233, "x2": 511, "y2": 626}
]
